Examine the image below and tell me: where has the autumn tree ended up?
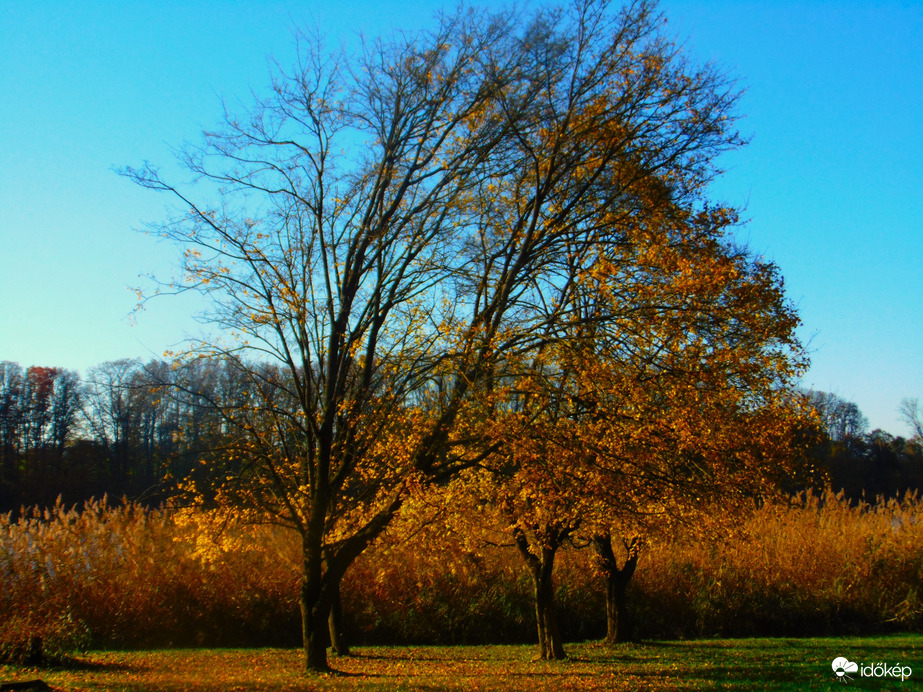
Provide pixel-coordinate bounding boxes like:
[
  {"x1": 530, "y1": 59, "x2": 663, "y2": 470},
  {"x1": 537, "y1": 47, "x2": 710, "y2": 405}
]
[
  {"x1": 465, "y1": 193, "x2": 814, "y2": 654},
  {"x1": 440, "y1": 408, "x2": 589, "y2": 660},
  {"x1": 20, "y1": 367, "x2": 82, "y2": 457},
  {"x1": 126, "y1": 0, "x2": 746, "y2": 672},
  {"x1": 489, "y1": 331, "x2": 812, "y2": 654},
  {"x1": 497, "y1": 425, "x2": 588, "y2": 660},
  {"x1": 564, "y1": 230, "x2": 814, "y2": 645}
]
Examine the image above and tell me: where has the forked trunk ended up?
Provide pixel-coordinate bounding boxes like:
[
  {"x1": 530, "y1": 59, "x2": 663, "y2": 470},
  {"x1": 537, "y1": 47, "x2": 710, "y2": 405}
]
[
  {"x1": 515, "y1": 527, "x2": 567, "y2": 660},
  {"x1": 532, "y1": 563, "x2": 566, "y2": 659},
  {"x1": 299, "y1": 492, "x2": 403, "y2": 672},
  {"x1": 593, "y1": 533, "x2": 640, "y2": 644}
]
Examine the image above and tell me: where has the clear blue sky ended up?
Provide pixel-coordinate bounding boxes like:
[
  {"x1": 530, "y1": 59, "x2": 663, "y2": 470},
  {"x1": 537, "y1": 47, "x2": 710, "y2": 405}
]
[{"x1": 1, "y1": 1, "x2": 921, "y2": 436}]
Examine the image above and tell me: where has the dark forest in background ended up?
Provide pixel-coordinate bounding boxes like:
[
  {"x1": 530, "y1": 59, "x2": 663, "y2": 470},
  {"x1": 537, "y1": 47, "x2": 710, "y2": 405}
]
[{"x1": 1, "y1": 358, "x2": 921, "y2": 513}]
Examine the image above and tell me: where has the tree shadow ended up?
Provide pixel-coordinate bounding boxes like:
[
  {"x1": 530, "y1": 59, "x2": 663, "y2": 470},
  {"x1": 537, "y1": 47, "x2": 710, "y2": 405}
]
[{"x1": 31, "y1": 654, "x2": 137, "y2": 673}]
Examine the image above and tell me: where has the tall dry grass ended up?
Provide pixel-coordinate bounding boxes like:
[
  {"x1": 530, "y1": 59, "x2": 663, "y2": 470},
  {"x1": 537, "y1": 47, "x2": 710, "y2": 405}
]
[
  {"x1": 342, "y1": 535, "x2": 602, "y2": 645},
  {"x1": 632, "y1": 490, "x2": 923, "y2": 638},
  {"x1": 1, "y1": 490, "x2": 920, "y2": 661},
  {"x1": 0, "y1": 498, "x2": 301, "y2": 661}
]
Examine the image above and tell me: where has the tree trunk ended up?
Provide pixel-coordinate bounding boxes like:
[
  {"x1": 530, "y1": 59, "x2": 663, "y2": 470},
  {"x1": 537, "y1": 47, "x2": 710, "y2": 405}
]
[
  {"x1": 327, "y1": 579, "x2": 350, "y2": 656},
  {"x1": 515, "y1": 528, "x2": 566, "y2": 660},
  {"x1": 593, "y1": 533, "x2": 640, "y2": 644},
  {"x1": 299, "y1": 524, "x2": 332, "y2": 673},
  {"x1": 299, "y1": 493, "x2": 403, "y2": 672},
  {"x1": 604, "y1": 568, "x2": 631, "y2": 643},
  {"x1": 26, "y1": 636, "x2": 43, "y2": 666},
  {"x1": 533, "y1": 561, "x2": 566, "y2": 659},
  {"x1": 299, "y1": 575, "x2": 331, "y2": 672}
]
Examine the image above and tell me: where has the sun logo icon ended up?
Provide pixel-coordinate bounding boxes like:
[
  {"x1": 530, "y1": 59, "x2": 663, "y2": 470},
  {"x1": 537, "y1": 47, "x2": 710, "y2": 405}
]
[{"x1": 832, "y1": 657, "x2": 859, "y2": 682}]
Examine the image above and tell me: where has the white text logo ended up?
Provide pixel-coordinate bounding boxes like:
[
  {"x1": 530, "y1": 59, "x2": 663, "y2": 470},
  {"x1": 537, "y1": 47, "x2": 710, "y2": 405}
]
[{"x1": 832, "y1": 657, "x2": 912, "y2": 683}]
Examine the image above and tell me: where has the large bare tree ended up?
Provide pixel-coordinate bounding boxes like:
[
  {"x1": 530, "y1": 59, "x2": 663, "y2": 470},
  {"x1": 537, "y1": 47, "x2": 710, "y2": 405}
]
[{"x1": 126, "y1": 0, "x2": 744, "y2": 671}]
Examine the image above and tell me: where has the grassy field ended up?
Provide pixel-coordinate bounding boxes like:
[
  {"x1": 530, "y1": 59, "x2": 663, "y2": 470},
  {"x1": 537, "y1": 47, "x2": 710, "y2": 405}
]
[{"x1": 0, "y1": 635, "x2": 918, "y2": 691}]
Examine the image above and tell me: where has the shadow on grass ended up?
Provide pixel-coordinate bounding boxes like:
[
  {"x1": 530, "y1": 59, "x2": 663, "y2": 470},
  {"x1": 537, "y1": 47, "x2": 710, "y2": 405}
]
[
  {"x1": 353, "y1": 648, "x2": 518, "y2": 664},
  {"x1": 6, "y1": 655, "x2": 136, "y2": 674}
]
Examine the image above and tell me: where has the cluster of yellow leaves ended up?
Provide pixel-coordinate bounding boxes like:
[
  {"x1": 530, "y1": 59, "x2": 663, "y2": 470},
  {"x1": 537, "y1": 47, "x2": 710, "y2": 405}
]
[{"x1": 423, "y1": 178, "x2": 815, "y2": 551}]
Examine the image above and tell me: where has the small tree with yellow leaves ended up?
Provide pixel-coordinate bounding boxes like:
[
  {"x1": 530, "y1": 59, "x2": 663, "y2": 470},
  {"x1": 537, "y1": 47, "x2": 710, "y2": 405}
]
[{"x1": 443, "y1": 192, "x2": 815, "y2": 657}]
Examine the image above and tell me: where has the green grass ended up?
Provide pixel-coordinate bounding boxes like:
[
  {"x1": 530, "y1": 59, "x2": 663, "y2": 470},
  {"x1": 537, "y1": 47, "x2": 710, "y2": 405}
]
[{"x1": 1, "y1": 635, "x2": 919, "y2": 691}]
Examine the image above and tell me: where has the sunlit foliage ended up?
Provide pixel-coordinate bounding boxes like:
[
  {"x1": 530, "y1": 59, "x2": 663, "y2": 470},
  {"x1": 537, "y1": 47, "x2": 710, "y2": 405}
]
[
  {"x1": 2, "y1": 491, "x2": 920, "y2": 665},
  {"x1": 122, "y1": 0, "x2": 763, "y2": 671}
]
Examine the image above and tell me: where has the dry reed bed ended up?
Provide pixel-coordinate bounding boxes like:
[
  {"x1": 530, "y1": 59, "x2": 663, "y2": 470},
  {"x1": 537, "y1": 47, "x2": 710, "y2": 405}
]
[{"x1": 1, "y1": 491, "x2": 920, "y2": 661}]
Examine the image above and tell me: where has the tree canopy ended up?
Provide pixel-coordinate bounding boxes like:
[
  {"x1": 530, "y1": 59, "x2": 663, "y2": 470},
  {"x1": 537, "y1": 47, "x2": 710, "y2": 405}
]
[{"x1": 124, "y1": 0, "x2": 807, "y2": 672}]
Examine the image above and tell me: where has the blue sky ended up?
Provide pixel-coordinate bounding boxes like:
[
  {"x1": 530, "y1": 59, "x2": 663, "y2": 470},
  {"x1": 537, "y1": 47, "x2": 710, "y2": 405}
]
[{"x1": 1, "y1": 1, "x2": 921, "y2": 435}]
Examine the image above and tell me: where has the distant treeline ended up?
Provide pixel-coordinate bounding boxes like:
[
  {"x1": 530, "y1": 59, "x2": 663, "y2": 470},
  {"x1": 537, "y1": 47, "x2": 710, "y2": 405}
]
[
  {"x1": 1, "y1": 358, "x2": 921, "y2": 512},
  {"x1": 0, "y1": 358, "x2": 257, "y2": 512},
  {"x1": 806, "y1": 389, "x2": 923, "y2": 498}
]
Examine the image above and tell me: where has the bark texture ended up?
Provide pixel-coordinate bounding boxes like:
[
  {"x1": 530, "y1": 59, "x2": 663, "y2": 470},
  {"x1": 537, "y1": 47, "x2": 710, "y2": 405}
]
[
  {"x1": 593, "y1": 533, "x2": 640, "y2": 644},
  {"x1": 514, "y1": 527, "x2": 568, "y2": 660}
]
